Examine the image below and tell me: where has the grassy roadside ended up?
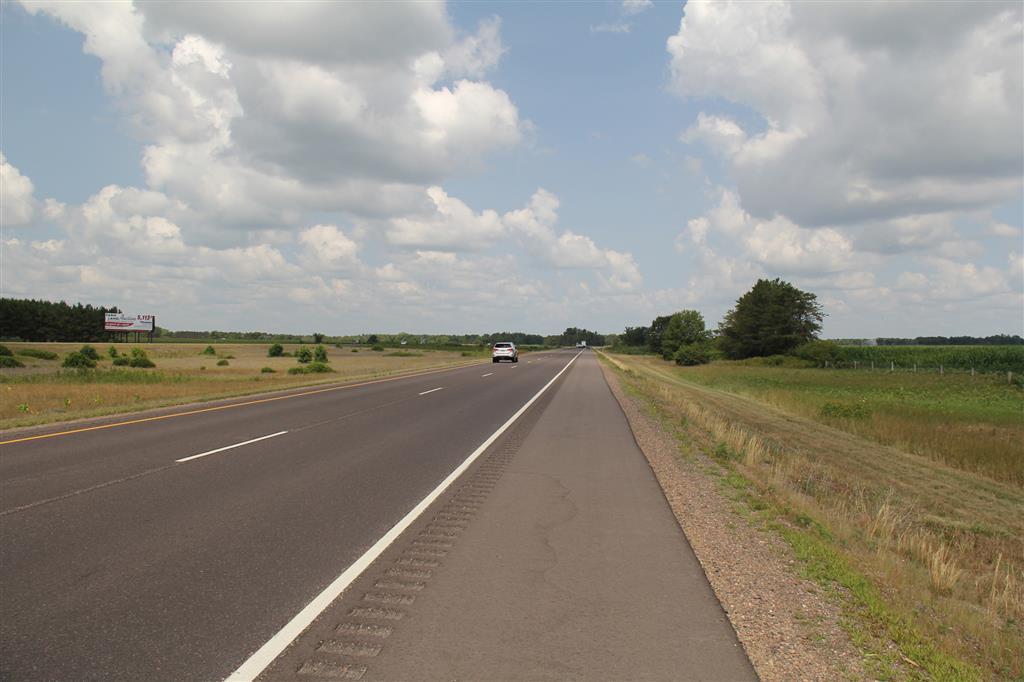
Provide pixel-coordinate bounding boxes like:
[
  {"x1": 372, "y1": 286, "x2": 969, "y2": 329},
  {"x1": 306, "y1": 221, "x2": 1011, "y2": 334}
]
[
  {"x1": 600, "y1": 351, "x2": 1022, "y2": 680},
  {"x1": 1, "y1": 342, "x2": 488, "y2": 430},
  {"x1": 672, "y1": 361, "x2": 1023, "y2": 485}
]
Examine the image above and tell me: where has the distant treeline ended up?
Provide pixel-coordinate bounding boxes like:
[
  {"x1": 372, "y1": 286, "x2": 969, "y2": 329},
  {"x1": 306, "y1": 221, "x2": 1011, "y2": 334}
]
[
  {"x1": 0, "y1": 298, "x2": 120, "y2": 342},
  {"x1": 160, "y1": 329, "x2": 307, "y2": 342},
  {"x1": 875, "y1": 335, "x2": 1023, "y2": 346},
  {"x1": 0, "y1": 297, "x2": 605, "y2": 349}
]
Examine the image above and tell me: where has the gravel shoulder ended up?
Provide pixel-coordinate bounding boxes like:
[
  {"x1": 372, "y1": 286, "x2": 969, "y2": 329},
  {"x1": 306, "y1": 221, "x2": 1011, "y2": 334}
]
[{"x1": 599, "y1": 358, "x2": 867, "y2": 681}]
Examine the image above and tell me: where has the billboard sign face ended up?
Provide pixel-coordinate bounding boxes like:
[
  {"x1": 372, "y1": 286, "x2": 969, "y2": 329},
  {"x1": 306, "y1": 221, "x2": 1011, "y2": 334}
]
[{"x1": 104, "y1": 313, "x2": 154, "y2": 332}]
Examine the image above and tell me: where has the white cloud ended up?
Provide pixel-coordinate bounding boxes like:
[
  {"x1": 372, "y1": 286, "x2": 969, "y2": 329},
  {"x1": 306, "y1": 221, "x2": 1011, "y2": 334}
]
[
  {"x1": 503, "y1": 189, "x2": 643, "y2": 291},
  {"x1": 298, "y1": 224, "x2": 360, "y2": 269},
  {"x1": 680, "y1": 113, "x2": 746, "y2": 157},
  {"x1": 989, "y1": 222, "x2": 1022, "y2": 238},
  {"x1": 20, "y1": 0, "x2": 525, "y2": 239},
  {"x1": 622, "y1": 0, "x2": 653, "y2": 16},
  {"x1": 443, "y1": 17, "x2": 505, "y2": 79},
  {"x1": 669, "y1": 1, "x2": 1023, "y2": 227},
  {"x1": 1, "y1": 153, "x2": 36, "y2": 226},
  {"x1": 686, "y1": 188, "x2": 856, "y2": 275},
  {"x1": 386, "y1": 186, "x2": 501, "y2": 251}
]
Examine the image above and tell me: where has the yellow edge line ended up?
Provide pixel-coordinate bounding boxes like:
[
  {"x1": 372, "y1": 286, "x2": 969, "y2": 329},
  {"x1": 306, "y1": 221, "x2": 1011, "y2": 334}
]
[{"x1": 0, "y1": 361, "x2": 486, "y2": 446}]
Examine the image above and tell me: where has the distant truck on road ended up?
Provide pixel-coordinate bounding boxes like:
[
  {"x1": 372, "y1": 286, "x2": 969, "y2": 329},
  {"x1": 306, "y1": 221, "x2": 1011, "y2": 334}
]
[{"x1": 576, "y1": 341, "x2": 587, "y2": 348}]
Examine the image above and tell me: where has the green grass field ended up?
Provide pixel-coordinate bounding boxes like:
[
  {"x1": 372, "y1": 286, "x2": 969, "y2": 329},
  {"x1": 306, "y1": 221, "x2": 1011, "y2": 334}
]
[{"x1": 675, "y1": 362, "x2": 1023, "y2": 485}]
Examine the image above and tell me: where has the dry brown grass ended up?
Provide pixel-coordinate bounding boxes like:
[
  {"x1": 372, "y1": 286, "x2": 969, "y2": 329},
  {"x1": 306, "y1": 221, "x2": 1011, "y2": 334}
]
[
  {"x1": 604, "y1": 352, "x2": 1024, "y2": 679},
  {"x1": 0, "y1": 342, "x2": 484, "y2": 429}
]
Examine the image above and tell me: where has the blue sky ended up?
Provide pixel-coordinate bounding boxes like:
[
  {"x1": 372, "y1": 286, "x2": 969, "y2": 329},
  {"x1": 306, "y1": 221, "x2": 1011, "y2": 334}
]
[{"x1": 2, "y1": 1, "x2": 1022, "y2": 336}]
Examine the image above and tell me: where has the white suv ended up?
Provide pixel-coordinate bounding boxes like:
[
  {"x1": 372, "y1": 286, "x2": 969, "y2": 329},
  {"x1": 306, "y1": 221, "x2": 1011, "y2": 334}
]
[{"x1": 492, "y1": 342, "x2": 518, "y2": 363}]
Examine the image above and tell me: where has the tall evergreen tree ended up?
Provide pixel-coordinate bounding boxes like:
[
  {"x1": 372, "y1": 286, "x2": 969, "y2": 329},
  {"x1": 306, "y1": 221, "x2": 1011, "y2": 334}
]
[{"x1": 717, "y1": 279, "x2": 823, "y2": 359}]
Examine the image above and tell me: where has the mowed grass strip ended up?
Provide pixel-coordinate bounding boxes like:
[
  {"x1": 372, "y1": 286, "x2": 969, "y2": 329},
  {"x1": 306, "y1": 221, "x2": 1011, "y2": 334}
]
[
  {"x1": 604, "y1": 352, "x2": 1023, "y2": 680},
  {"x1": 0, "y1": 342, "x2": 483, "y2": 429}
]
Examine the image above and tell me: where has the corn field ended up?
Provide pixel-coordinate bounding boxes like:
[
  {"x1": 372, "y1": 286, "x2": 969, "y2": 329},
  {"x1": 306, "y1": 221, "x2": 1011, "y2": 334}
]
[{"x1": 838, "y1": 345, "x2": 1024, "y2": 373}]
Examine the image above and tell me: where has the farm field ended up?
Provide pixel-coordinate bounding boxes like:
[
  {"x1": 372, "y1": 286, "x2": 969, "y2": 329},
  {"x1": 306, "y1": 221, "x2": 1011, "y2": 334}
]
[
  {"x1": 605, "y1": 352, "x2": 1023, "y2": 679},
  {"x1": 0, "y1": 342, "x2": 487, "y2": 429},
  {"x1": 836, "y1": 344, "x2": 1024, "y2": 373}
]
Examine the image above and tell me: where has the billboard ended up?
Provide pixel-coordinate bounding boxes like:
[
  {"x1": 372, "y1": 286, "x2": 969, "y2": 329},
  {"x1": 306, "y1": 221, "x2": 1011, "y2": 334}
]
[{"x1": 104, "y1": 313, "x2": 155, "y2": 332}]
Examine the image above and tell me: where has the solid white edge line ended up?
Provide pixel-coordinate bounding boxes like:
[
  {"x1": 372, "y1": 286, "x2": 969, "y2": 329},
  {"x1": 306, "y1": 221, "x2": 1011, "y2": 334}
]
[
  {"x1": 418, "y1": 387, "x2": 444, "y2": 396},
  {"x1": 225, "y1": 350, "x2": 583, "y2": 682},
  {"x1": 175, "y1": 431, "x2": 289, "y2": 464}
]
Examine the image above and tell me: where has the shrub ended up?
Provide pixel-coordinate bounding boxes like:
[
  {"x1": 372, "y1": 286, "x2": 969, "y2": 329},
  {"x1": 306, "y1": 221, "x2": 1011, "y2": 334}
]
[
  {"x1": 792, "y1": 339, "x2": 845, "y2": 366},
  {"x1": 216, "y1": 359, "x2": 229, "y2": 366},
  {"x1": 661, "y1": 310, "x2": 710, "y2": 360},
  {"x1": 313, "y1": 345, "x2": 328, "y2": 363},
  {"x1": 202, "y1": 345, "x2": 217, "y2": 355},
  {"x1": 351, "y1": 348, "x2": 359, "y2": 353},
  {"x1": 79, "y1": 345, "x2": 100, "y2": 361},
  {"x1": 1, "y1": 355, "x2": 25, "y2": 368},
  {"x1": 385, "y1": 351, "x2": 421, "y2": 357},
  {"x1": 128, "y1": 347, "x2": 155, "y2": 368},
  {"x1": 295, "y1": 346, "x2": 313, "y2": 363},
  {"x1": 371, "y1": 345, "x2": 384, "y2": 352},
  {"x1": 674, "y1": 342, "x2": 712, "y2": 366},
  {"x1": 0, "y1": 344, "x2": 12, "y2": 356},
  {"x1": 62, "y1": 352, "x2": 97, "y2": 369},
  {"x1": 18, "y1": 348, "x2": 59, "y2": 360},
  {"x1": 112, "y1": 356, "x2": 130, "y2": 366},
  {"x1": 313, "y1": 333, "x2": 325, "y2": 344},
  {"x1": 268, "y1": 343, "x2": 284, "y2": 357},
  {"x1": 820, "y1": 401, "x2": 872, "y2": 419},
  {"x1": 287, "y1": 361, "x2": 334, "y2": 374},
  {"x1": 260, "y1": 366, "x2": 276, "y2": 373},
  {"x1": 108, "y1": 346, "x2": 119, "y2": 358}
]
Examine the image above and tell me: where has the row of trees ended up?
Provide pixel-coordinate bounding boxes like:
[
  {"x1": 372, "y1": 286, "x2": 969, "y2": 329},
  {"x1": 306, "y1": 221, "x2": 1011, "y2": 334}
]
[
  {"x1": 553, "y1": 327, "x2": 606, "y2": 347},
  {"x1": 0, "y1": 298, "x2": 120, "y2": 342},
  {"x1": 616, "y1": 279, "x2": 825, "y2": 365},
  {"x1": 876, "y1": 335, "x2": 1023, "y2": 346}
]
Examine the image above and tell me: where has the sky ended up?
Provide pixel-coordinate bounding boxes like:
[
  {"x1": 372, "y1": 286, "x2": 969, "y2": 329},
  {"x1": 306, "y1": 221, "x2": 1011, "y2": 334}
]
[{"x1": 2, "y1": 0, "x2": 1022, "y2": 337}]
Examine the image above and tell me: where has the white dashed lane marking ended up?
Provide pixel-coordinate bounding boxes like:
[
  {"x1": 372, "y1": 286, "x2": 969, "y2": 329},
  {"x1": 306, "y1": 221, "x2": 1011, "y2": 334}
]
[
  {"x1": 176, "y1": 431, "x2": 288, "y2": 464},
  {"x1": 418, "y1": 387, "x2": 445, "y2": 396}
]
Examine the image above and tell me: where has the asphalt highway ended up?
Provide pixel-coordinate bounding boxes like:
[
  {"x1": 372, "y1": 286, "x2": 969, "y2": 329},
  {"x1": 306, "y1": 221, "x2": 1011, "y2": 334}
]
[
  {"x1": 1, "y1": 353, "x2": 576, "y2": 680},
  {"x1": 1, "y1": 350, "x2": 753, "y2": 681}
]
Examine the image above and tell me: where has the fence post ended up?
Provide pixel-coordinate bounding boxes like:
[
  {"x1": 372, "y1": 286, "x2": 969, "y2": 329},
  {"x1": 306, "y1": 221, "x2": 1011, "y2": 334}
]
[
  {"x1": 871, "y1": 361, "x2": 874, "y2": 371},
  {"x1": 890, "y1": 361, "x2": 894, "y2": 373},
  {"x1": 940, "y1": 365, "x2": 944, "y2": 375},
  {"x1": 971, "y1": 367, "x2": 974, "y2": 377},
  {"x1": 913, "y1": 363, "x2": 917, "y2": 373},
  {"x1": 1010, "y1": 371, "x2": 1014, "y2": 385},
  {"x1": 854, "y1": 360, "x2": 858, "y2": 370}
]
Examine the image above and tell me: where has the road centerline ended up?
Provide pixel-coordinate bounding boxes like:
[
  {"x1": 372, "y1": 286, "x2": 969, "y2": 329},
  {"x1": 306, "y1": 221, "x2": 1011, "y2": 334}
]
[
  {"x1": 418, "y1": 387, "x2": 444, "y2": 396},
  {"x1": 176, "y1": 431, "x2": 289, "y2": 464}
]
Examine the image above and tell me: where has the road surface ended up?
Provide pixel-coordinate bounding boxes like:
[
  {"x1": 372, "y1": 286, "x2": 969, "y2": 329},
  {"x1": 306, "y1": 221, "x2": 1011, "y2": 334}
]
[{"x1": 1, "y1": 350, "x2": 753, "y2": 680}]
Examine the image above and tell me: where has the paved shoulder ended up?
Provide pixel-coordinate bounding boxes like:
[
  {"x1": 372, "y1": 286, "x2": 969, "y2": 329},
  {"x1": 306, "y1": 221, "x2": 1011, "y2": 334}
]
[{"x1": 266, "y1": 352, "x2": 755, "y2": 680}]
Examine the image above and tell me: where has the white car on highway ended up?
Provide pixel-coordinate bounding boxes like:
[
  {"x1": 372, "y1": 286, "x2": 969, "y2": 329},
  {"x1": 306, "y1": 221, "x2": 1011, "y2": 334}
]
[{"x1": 492, "y1": 342, "x2": 518, "y2": 363}]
